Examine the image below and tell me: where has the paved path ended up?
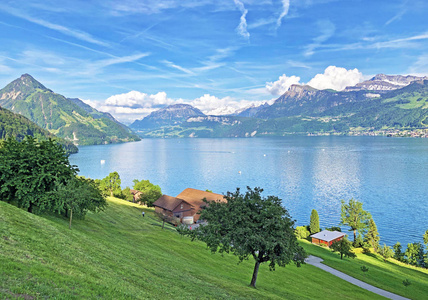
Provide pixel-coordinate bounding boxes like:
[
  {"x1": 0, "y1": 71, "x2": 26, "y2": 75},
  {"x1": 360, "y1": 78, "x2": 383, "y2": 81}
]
[{"x1": 305, "y1": 255, "x2": 409, "y2": 300}]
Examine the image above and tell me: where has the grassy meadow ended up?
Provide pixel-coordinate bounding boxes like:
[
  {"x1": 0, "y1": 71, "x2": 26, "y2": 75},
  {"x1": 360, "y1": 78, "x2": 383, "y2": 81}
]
[
  {"x1": 0, "y1": 197, "x2": 426, "y2": 299},
  {"x1": 301, "y1": 240, "x2": 428, "y2": 299}
]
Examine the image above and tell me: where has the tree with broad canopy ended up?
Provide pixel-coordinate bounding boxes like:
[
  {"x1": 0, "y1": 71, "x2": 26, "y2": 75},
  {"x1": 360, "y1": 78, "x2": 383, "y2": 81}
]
[
  {"x1": 186, "y1": 187, "x2": 306, "y2": 288},
  {"x1": 51, "y1": 176, "x2": 107, "y2": 229},
  {"x1": 340, "y1": 198, "x2": 371, "y2": 245},
  {"x1": 0, "y1": 136, "x2": 78, "y2": 214},
  {"x1": 330, "y1": 237, "x2": 356, "y2": 260},
  {"x1": 132, "y1": 179, "x2": 162, "y2": 207},
  {"x1": 98, "y1": 172, "x2": 122, "y2": 197}
]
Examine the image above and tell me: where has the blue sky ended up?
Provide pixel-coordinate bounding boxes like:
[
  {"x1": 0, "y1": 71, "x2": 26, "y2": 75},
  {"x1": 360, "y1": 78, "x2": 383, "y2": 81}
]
[{"x1": 0, "y1": 0, "x2": 426, "y2": 122}]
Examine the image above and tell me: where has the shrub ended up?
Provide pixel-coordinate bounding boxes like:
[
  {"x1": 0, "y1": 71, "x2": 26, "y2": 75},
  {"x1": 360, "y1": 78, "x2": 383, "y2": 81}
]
[{"x1": 295, "y1": 226, "x2": 310, "y2": 239}]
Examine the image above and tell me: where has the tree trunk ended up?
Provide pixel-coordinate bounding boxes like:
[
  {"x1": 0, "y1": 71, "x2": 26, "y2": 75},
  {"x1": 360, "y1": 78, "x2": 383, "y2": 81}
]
[
  {"x1": 353, "y1": 229, "x2": 356, "y2": 243},
  {"x1": 69, "y1": 208, "x2": 73, "y2": 230},
  {"x1": 250, "y1": 260, "x2": 260, "y2": 288},
  {"x1": 28, "y1": 202, "x2": 33, "y2": 213},
  {"x1": 162, "y1": 220, "x2": 165, "y2": 229},
  {"x1": 340, "y1": 252, "x2": 343, "y2": 260}
]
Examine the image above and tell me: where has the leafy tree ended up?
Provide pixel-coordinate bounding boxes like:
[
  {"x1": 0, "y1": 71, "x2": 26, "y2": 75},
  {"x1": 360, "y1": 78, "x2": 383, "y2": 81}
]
[
  {"x1": 100, "y1": 172, "x2": 122, "y2": 197},
  {"x1": 354, "y1": 233, "x2": 365, "y2": 248},
  {"x1": 393, "y1": 242, "x2": 404, "y2": 262},
  {"x1": 379, "y1": 244, "x2": 394, "y2": 262},
  {"x1": 340, "y1": 199, "x2": 371, "y2": 245},
  {"x1": 309, "y1": 209, "x2": 320, "y2": 234},
  {"x1": 404, "y1": 243, "x2": 423, "y2": 266},
  {"x1": 295, "y1": 226, "x2": 310, "y2": 239},
  {"x1": 133, "y1": 179, "x2": 162, "y2": 206},
  {"x1": 330, "y1": 237, "x2": 356, "y2": 260},
  {"x1": 52, "y1": 177, "x2": 107, "y2": 229},
  {"x1": 325, "y1": 226, "x2": 341, "y2": 232},
  {"x1": 365, "y1": 218, "x2": 380, "y2": 253},
  {"x1": 121, "y1": 187, "x2": 134, "y2": 202},
  {"x1": 0, "y1": 136, "x2": 77, "y2": 213},
  {"x1": 187, "y1": 187, "x2": 306, "y2": 288},
  {"x1": 424, "y1": 229, "x2": 428, "y2": 246}
]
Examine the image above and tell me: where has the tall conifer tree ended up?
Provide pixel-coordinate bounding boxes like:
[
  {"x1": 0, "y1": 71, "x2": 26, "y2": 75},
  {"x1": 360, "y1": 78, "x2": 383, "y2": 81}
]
[
  {"x1": 309, "y1": 209, "x2": 320, "y2": 234},
  {"x1": 365, "y1": 218, "x2": 380, "y2": 252}
]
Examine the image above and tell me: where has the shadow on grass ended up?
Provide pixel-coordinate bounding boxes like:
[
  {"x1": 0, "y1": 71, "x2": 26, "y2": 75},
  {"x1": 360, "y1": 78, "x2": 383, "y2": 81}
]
[
  {"x1": 150, "y1": 223, "x2": 176, "y2": 232},
  {"x1": 363, "y1": 252, "x2": 384, "y2": 263}
]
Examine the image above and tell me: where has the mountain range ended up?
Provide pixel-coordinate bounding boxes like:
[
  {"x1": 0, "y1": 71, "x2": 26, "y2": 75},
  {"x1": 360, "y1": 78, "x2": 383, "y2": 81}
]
[
  {"x1": 0, "y1": 74, "x2": 140, "y2": 146},
  {"x1": 2, "y1": 73, "x2": 427, "y2": 142},
  {"x1": 130, "y1": 74, "x2": 428, "y2": 138}
]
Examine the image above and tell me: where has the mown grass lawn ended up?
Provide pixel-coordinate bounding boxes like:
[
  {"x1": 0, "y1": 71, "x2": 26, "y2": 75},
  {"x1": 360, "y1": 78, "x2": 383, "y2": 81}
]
[
  {"x1": 301, "y1": 239, "x2": 428, "y2": 299},
  {"x1": 0, "y1": 198, "x2": 417, "y2": 299}
]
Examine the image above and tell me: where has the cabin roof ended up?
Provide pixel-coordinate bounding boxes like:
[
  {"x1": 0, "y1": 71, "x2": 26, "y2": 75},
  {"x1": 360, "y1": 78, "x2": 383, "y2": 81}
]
[
  {"x1": 176, "y1": 188, "x2": 225, "y2": 207},
  {"x1": 153, "y1": 195, "x2": 188, "y2": 211},
  {"x1": 310, "y1": 230, "x2": 346, "y2": 242},
  {"x1": 153, "y1": 188, "x2": 226, "y2": 212}
]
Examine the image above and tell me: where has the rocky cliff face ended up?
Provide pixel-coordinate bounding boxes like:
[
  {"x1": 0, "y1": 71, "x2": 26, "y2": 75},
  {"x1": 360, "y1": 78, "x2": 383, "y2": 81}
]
[{"x1": 344, "y1": 74, "x2": 428, "y2": 92}]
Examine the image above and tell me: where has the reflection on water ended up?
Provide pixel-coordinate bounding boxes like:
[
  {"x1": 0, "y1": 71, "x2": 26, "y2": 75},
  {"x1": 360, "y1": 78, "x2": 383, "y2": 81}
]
[{"x1": 69, "y1": 136, "x2": 428, "y2": 246}]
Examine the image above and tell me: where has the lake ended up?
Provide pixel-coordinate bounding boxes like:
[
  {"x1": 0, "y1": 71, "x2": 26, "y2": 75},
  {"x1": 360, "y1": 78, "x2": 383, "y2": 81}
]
[{"x1": 69, "y1": 136, "x2": 428, "y2": 247}]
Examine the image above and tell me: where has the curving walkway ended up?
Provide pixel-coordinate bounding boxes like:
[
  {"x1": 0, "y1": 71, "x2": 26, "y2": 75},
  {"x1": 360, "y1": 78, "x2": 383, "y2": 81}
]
[{"x1": 305, "y1": 255, "x2": 409, "y2": 300}]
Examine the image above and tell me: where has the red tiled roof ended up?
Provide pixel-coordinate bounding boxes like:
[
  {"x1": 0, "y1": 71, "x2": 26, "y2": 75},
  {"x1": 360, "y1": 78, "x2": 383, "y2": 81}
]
[
  {"x1": 152, "y1": 195, "x2": 186, "y2": 211},
  {"x1": 176, "y1": 188, "x2": 225, "y2": 208},
  {"x1": 153, "y1": 188, "x2": 226, "y2": 212}
]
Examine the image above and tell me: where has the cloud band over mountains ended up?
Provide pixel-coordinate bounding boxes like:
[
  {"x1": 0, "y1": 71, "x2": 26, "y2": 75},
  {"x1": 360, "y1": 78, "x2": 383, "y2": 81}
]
[{"x1": 86, "y1": 66, "x2": 365, "y2": 123}]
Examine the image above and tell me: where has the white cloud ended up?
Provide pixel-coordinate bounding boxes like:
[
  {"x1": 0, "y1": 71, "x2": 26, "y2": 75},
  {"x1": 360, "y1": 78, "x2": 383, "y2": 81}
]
[
  {"x1": 161, "y1": 60, "x2": 194, "y2": 75},
  {"x1": 234, "y1": 0, "x2": 250, "y2": 39},
  {"x1": 0, "y1": 5, "x2": 108, "y2": 47},
  {"x1": 265, "y1": 74, "x2": 301, "y2": 95},
  {"x1": 304, "y1": 20, "x2": 335, "y2": 56},
  {"x1": 191, "y1": 94, "x2": 234, "y2": 115},
  {"x1": 93, "y1": 53, "x2": 150, "y2": 69},
  {"x1": 105, "y1": 90, "x2": 174, "y2": 108},
  {"x1": 407, "y1": 53, "x2": 428, "y2": 76},
  {"x1": 307, "y1": 66, "x2": 364, "y2": 91},
  {"x1": 84, "y1": 90, "x2": 273, "y2": 123},
  {"x1": 276, "y1": 0, "x2": 290, "y2": 29},
  {"x1": 190, "y1": 94, "x2": 270, "y2": 115}
]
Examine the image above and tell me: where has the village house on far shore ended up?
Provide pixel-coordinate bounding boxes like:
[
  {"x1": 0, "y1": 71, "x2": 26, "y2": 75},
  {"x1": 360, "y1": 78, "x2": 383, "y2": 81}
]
[
  {"x1": 310, "y1": 230, "x2": 346, "y2": 247},
  {"x1": 153, "y1": 188, "x2": 226, "y2": 224}
]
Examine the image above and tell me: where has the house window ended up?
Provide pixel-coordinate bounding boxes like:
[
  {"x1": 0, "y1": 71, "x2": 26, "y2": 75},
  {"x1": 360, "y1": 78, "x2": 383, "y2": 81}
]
[{"x1": 180, "y1": 204, "x2": 183, "y2": 209}]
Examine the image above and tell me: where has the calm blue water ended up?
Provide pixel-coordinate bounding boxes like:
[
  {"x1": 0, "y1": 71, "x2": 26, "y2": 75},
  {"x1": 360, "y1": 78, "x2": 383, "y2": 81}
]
[{"x1": 69, "y1": 136, "x2": 428, "y2": 247}]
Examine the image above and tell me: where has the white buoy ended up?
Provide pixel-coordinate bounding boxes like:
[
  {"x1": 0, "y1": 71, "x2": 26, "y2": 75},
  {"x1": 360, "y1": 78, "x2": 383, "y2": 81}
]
[
  {"x1": 100, "y1": 160, "x2": 105, "y2": 164},
  {"x1": 263, "y1": 154, "x2": 266, "y2": 157}
]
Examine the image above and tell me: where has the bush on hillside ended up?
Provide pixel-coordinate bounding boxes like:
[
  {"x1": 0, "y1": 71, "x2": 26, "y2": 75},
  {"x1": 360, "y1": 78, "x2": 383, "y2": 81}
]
[{"x1": 295, "y1": 226, "x2": 311, "y2": 239}]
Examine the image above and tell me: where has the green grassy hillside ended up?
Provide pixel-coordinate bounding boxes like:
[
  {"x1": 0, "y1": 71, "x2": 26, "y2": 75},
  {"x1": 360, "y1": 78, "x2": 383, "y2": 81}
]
[
  {"x1": 1, "y1": 198, "x2": 385, "y2": 299},
  {"x1": 302, "y1": 240, "x2": 428, "y2": 299}
]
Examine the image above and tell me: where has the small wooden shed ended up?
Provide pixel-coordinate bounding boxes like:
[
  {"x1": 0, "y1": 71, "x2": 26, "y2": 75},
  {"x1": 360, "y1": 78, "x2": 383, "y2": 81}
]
[{"x1": 310, "y1": 230, "x2": 346, "y2": 247}]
